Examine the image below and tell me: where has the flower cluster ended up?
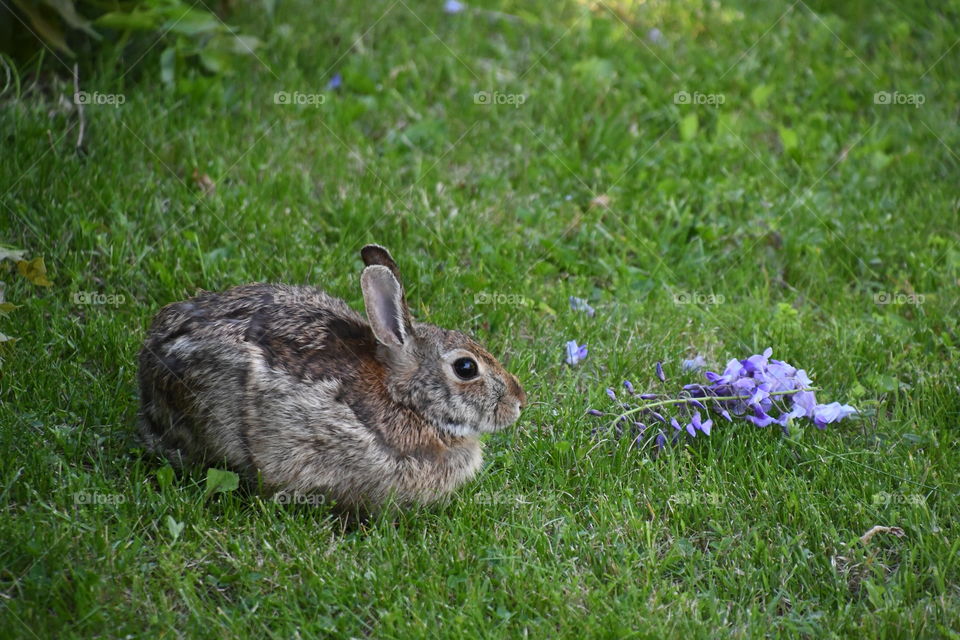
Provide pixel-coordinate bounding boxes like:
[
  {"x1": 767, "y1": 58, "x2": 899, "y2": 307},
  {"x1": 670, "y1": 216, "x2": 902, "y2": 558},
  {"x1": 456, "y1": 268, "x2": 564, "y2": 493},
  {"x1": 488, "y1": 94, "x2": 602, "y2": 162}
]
[{"x1": 589, "y1": 348, "x2": 857, "y2": 451}]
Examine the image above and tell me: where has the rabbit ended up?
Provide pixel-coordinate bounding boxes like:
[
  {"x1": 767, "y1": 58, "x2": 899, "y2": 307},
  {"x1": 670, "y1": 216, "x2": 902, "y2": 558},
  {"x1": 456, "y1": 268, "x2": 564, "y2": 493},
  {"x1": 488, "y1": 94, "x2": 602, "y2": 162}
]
[{"x1": 136, "y1": 244, "x2": 526, "y2": 511}]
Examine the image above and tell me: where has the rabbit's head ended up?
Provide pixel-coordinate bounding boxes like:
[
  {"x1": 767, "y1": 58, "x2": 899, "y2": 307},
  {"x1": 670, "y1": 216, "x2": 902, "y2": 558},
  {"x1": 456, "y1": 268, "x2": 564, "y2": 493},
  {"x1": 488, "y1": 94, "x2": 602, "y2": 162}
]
[{"x1": 360, "y1": 245, "x2": 526, "y2": 437}]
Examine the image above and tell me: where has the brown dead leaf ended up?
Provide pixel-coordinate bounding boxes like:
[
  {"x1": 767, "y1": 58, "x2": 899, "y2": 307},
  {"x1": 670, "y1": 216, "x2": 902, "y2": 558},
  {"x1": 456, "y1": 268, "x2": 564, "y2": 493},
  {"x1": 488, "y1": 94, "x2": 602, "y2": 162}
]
[
  {"x1": 859, "y1": 525, "x2": 905, "y2": 544},
  {"x1": 0, "y1": 281, "x2": 12, "y2": 315},
  {"x1": 16, "y1": 257, "x2": 53, "y2": 287},
  {"x1": 192, "y1": 168, "x2": 216, "y2": 196},
  {"x1": 589, "y1": 194, "x2": 611, "y2": 209}
]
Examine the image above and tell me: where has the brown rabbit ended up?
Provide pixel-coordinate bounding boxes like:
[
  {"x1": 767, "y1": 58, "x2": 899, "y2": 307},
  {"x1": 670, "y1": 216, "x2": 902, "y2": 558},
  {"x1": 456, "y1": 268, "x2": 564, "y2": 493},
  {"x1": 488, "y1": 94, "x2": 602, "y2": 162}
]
[{"x1": 137, "y1": 245, "x2": 526, "y2": 510}]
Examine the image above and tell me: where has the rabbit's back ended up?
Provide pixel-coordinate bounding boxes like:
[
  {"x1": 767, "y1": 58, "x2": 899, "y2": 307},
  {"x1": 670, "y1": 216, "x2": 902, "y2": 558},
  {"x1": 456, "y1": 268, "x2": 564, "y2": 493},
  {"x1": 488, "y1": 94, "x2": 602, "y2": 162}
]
[{"x1": 137, "y1": 283, "x2": 370, "y2": 470}]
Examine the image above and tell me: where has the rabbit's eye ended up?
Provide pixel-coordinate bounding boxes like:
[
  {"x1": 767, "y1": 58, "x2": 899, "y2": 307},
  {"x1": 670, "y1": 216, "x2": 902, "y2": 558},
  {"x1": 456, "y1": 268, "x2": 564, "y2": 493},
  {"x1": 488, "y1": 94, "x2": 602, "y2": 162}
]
[{"x1": 452, "y1": 357, "x2": 479, "y2": 380}]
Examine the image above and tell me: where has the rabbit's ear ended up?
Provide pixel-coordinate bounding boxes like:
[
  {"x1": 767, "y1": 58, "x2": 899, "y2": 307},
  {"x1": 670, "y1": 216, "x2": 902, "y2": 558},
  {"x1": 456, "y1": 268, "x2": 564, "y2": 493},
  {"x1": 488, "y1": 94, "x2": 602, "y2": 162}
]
[
  {"x1": 361, "y1": 244, "x2": 403, "y2": 288},
  {"x1": 361, "y1": 265, "x2": 412, "y2": 348}
]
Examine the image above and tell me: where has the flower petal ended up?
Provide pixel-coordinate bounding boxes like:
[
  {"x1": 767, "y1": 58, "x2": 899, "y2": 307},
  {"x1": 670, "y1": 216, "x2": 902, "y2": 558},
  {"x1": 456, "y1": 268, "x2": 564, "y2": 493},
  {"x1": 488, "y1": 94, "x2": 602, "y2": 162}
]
[{"x1": 699, "y1": 419, "x2": 712, "y2": 436}]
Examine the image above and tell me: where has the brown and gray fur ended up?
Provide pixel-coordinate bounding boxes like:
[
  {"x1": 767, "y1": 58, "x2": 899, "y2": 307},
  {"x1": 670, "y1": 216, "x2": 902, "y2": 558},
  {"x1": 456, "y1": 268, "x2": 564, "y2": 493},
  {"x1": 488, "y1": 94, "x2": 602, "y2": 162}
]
[{"x1": 137, "y1": 245, "x2": 526, "y2": 511}]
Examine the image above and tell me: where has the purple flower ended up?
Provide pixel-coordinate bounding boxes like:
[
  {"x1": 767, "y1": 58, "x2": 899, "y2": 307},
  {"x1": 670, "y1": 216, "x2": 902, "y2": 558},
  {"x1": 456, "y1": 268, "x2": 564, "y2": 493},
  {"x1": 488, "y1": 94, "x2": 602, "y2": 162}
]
[
  {"x1": 794, "y1": 369, "x2": 813, "y2": 388},
  {"x1": 811, "y1": 402, "x2": 858, "y2": 430},
  {"x1": 623, "y1": 380, "x2": 635, "y2": 394},
  {"x1": 706, "y1": 358, "x2": 743, "y2": 385},
  {"x1": 792, "y1": 390, "x2": 817, "y2": 417},
  {"x1": 656, "y1": 361, "x2": 665, "y2": 382},
  {"x1": 765, "y1": 360, "x2": 797, "y2": 391},
  {"x1": 741, "y1": 347, "x2": 773, "y2": 374},
  {"x1": 779, "y1": 403, "x2": 806, "y2": 424},
  {"x1": 606, "y1": 387, "x2": 617, "y2": 401},
  {"x1": 746, "y1": 408, "x2": 778, "y2": 428},
  {"x1": 747, "y1": 385, "x2": 771, "y2": 409},
  {"x1": 682, "y1": 355, "x2": 708, "y2": 372},
  {"x1": 698, "y1": 417, "x2": 713, "y2": 436},
  {"x1": 443, "y1": 0, "x2": 466, "y2": 13},
  {"x1": 569, "y1": 296, "x2": 596, "y2": 317},
  {"x1": 565, "y1": 341, "x2": 588, "y2": 366},
  {"x1": 587, "y1": 409, "x2": 604, "y2": 416},
  {"x1": 327, "y1": 73, "x2": 342, "y2": 90}
]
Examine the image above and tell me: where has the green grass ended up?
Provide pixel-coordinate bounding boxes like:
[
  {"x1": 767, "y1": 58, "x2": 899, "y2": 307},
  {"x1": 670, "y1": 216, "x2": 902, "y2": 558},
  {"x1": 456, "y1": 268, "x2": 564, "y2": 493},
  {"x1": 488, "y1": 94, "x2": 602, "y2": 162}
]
[{"x1": 2, "y1": 0, "x2": 959, "y2": 637}]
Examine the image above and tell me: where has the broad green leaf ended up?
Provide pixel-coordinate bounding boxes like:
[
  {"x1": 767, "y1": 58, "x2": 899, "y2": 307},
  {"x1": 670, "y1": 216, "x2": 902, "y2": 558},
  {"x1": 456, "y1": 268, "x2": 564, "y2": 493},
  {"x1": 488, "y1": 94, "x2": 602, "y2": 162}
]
[
  {"x1": 870, "y1": 151, "x2": 892, "y2": 170},
  {"x1": 199, "y1": 47, "x2": 234, "y2": 75},
  {"x1": 537, "y1": 301, "x2": 557, "y2": 316},
  {"x1": 778, "y1": 126, "x2": 798, "y2": 152},
  {"x1": 571, "y1": 57, "x2": 616, "y2": 87},
  {"x1": 46, "y1": 0, "x2": 100, "y2": 38},
  {"x1": 163, "y1": 9, "x2": 222, "y2": 36},
  {"x1": 95, "y1": 10, "x2": 162, "y2": 31},
  {"x1": 227, "y1": 34, "x2": 262, "y2": 55},
  {"x1": 160, "y1": 47, "x2": 176, "y2": 86},
  {"x1": 11, "y1": 0, "x2": 73, "y2": 55},
  {"x1": 750, "y1": 84, "x2": 775, "y2": 108},
  {"x1": 165, "y1": 515, "x2": 184, "y2": 542},
  {"x1": 205, "y1": 468, "x2": 239, "y2": 495},
  {"x1": 155, "y1": 466, "x2": 175, "y2": 490},
  {"x1": 871, "y1": 374, "x2": 900, "y2": 393},
  {"x1": 680, "y1": 113, "x2": 699, "y2": 141}
]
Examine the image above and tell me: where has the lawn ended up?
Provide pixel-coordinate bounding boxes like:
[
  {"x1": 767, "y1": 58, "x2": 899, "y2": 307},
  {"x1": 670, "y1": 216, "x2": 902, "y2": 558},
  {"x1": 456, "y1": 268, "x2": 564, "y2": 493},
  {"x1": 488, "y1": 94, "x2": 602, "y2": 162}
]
[{"x1": 2, "y1": 0, "x2": 959, "y2": 637}]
